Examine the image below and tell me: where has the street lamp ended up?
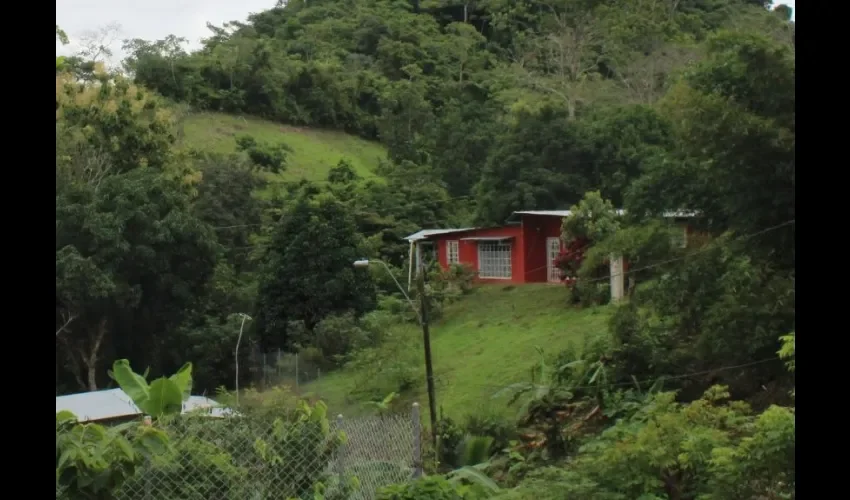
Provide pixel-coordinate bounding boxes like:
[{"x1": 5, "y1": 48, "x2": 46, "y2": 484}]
[
  {"x1": 234, "y1": 313, "x2": 252, "y2": 407},
  {"x1": 353, "y1": 258, "x2": 438, "y2": 452}
]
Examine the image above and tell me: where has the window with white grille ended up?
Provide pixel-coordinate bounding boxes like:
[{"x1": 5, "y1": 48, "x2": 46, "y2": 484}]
[
  {"x1": 547, "y1": 237, "x2": 561, "y2": 282},
  {"x1": 446, "y1": 240, "x2": 460, "y2": 265},
  {"x1": 478, "y1": 242, "x2": 512, "y2": 278}
]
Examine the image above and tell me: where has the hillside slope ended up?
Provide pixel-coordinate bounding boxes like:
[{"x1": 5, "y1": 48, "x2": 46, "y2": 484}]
[
  {"x1": 305, "y1": 285, "x2": 612, "y2": 419},
  {"x1": 178, "y1": 112, "x2": 388, "y2": 183}
]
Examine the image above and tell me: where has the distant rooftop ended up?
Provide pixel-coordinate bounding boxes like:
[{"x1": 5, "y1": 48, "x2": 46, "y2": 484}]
[
  {"x1": 404, "y1": 228, "x2": 476, "y2": 242},
  {"x1": 507, "y1": 209, "x2": 697, "y2": 222},
  {"x1": 55, "y1": 388, "x2": 232, "y2": 422}
]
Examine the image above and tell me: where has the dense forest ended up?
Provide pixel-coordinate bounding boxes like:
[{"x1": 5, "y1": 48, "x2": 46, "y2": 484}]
[{"x1": 57, "y1": 1, "x2": 794, "y2": 496}]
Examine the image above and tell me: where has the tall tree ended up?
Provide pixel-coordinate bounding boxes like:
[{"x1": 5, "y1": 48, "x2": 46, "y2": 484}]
[
  {"x1": 56, "y1": 170, "x2": 218, "y2": 390},
  {"x1": 626, "y1": 31, "x2": 795, "y2": 268},
  {"x1": 254, "y1": 191, "x2": 377, "y2": 350}
]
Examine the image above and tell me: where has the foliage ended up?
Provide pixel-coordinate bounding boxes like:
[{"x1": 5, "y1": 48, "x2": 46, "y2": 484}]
[
  {"x1": 235, "y1": 134, "x2": 292, "y2": 173},
  {"x1": 310, "y1": 312, "x2": 375, "y2": 367},
  {"x1": 778, "y1": 331, "x2": 795, "y2": 372},
  {"x1": 254, "y1": 190, "x2": 377, "y2": 350},
  {"x1": 56, "y1": 411, "x2": 169, "y2": 499},
  {"x1": 557, "y1": 191, "x2": 621, "y2": 304},
  {"x1": 108, "y1": 359, "x2": 193, "y2": 418},
  {"x1": 56, "y1": 167, "x2": 218, "y2": 392},
  {"x1": 626, "y1": 30, "x2": 795, "y2": 270},
  {"x1": 561, "y1": 191, "x2": 621, "y2": 244},
  {"x1": 345, "y1": 325, "x2": 423, "y2": 401},
  {"x1": 377, "y1": 475, "x2": 486, "y2": 500},
  {"x1": 524, "y1": 386, "x2": 795, "y2": 500},
  {"x1": 608, "y1": 237, "x2": 795, "y2": 401}
]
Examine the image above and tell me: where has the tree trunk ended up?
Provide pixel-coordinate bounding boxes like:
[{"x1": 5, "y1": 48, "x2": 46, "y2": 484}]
[{"x1": 79, "y1": 318, "x2": 108, "y2": 391}]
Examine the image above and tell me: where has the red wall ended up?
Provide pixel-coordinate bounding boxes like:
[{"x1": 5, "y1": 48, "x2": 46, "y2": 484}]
[
  {"x1": 520, "y1": 215, "x2": 564, "y2": 283},
  {"x1": 431, "y1": 225, "x2": 526, "y2": 284}
]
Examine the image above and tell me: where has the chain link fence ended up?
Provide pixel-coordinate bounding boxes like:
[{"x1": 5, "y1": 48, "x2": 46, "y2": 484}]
[
  {"x1": 57, "y1": 404, "x2": 422, "y2": 500},
  {"x1": 249, "y1": 346, "x2": 326, "y2": 391}
]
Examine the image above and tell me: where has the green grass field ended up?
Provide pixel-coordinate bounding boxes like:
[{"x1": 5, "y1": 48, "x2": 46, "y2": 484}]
[
  {"x1": 305, "y1": 285, "x2": 613, "y2": 420},
  {"x1": 178, "y1": 112, "x2": 388, "y2": 184}
]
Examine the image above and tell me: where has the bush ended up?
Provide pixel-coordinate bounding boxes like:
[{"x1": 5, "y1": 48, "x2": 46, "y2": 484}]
[
  {"x1": 56, "y1": 411, "x2": 169, "y2": 499},
  {"x1": 608, "y1": 238, "x2": 795, "y2": 402},
  {"x1": 377, "y1": 475, "x2": 483, "y2": 500},
  {"x1": 312, "y1": 312, "x2": 371, "y2": 366},
  {"x1": 346, "y1": 327, "x2": 422, "y2": 401}
]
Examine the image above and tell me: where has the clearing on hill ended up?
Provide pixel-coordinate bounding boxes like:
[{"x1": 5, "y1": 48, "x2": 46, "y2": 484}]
[
  {"x1": 304, "y1": 285, "x2": 612, "y2": 420},
  {"x1": 177, "y1": 112, "x2": 388, "y2": 184}
]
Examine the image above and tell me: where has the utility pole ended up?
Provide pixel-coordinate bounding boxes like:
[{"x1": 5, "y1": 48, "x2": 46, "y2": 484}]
[{"x1": 416, "y1": 262, "x2": 439, "y2": 453}]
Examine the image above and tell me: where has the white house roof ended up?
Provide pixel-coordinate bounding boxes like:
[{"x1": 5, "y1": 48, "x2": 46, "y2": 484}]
[
  {"x1": 56, "y1": 388, "x2": 232, "y2": 422},
  {"x1": 509, "y1": 209, "x2": 696, "y2": 220},
  {"x1": 404, "y1": 228, "x2": 476, "y2": 242}
]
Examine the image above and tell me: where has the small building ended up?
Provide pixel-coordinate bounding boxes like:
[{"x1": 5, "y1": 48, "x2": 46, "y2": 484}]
[
  {"x1": 405, "y1": 210, "x2": 696, "y2": 288},
  {"x1": 55, "y1": 388, "x2": 232, "y2": 424}
]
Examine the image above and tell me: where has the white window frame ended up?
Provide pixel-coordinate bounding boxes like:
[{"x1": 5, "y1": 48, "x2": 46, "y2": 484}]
[
  {"x1": 546, "y1": 237, "x2": 561, "y2": 282},
  {"x1": 477, "y1": 241, "x2": 512, "y2": 279},
  {"x1": 446, "y1": 240, "x2": 460, "y2": 265}
]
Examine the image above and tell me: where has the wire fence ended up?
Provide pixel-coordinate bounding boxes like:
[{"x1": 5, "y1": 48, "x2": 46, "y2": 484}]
[
  {"x1": 57, "y1": 404, "x2": 422, "y2": 500},
  {"x1": 249, "y1": 346, "x2": 327, "y2": 391}
]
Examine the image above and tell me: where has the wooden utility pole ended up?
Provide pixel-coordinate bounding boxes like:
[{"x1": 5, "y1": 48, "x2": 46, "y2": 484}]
[{"x1": 416, "y1": 264, "x2": 439, "y2": 453}]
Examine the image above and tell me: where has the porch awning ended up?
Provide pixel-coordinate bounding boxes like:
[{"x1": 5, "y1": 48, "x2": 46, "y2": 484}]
[{"x1": 460, "y1": 236, "x2": 515, "y2": 242}]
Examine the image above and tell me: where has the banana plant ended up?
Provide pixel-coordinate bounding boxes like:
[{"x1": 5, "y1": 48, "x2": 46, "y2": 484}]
[
  {"x1": 56, "y1": 410, "x2": 169, "y2": 499},
  {"x1": 108, "y1": 359, "x2": 193, "y2": 419}
]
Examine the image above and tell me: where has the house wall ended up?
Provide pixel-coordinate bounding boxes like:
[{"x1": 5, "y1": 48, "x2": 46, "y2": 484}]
[
  {"x1": 432, "y1": 225, "x2": 526, "y2": 284},
  {"x1": 520, "y1": 214, "x2": 565, "y2": 283}
]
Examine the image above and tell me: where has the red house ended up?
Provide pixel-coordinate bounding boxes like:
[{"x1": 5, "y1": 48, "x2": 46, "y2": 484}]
[{"x1": 404, "y1": 210, "x2": 695, "y2": 287}]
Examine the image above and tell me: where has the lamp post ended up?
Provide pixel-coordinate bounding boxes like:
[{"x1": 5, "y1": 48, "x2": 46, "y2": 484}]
[
  {"x1": 235, "y1": 313, "x2": 252, "y2": 407},
  {"x1": 353, "y1": 258, "x2": 438, "y2": 451}
]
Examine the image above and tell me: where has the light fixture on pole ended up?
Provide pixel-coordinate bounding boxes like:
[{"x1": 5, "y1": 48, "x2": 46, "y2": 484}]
[{"x1": 353, "y1": 258, "x2": 438, "y2": 451}]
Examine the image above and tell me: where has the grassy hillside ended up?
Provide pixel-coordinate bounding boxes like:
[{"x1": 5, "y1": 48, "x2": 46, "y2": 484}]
[
  {"x1": 178, "y1": 112, "x2": 388, "y2": 183},
  {"x1": 305, "y1": 285, "x2": 612, "y2": 420}
]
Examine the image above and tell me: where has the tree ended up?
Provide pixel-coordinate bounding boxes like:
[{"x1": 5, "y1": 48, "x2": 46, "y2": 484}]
[
  {"x1": 474, "y1": 106, "x2": 582, "y2": 225},
  {"x1": 626, "y1": 31, "x2": 795, "y2": 269},
  {"x1": 254, "y1": 191, "x2": 377, "y2": 350},
  {"x1": 56, "y1": 170, "x2": 218, "y2": 391}
]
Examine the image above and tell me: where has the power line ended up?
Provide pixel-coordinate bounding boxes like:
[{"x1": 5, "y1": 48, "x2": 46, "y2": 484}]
[{"x1": 476, "y1": 218, "x2": 795, "y2": 285}]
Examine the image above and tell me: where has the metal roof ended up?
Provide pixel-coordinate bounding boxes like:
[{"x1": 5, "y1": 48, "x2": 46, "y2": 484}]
[
  {"x1": 403, "y1": 228, "x2": 476, "y2": 242},
  {"x1": 510, "y1": 209, "x2": 627, "y2": 218},
  {"x1": 509, "y1": 209, "x2": 696, "y2": 220},
  {"x1": 56, "y1": 389, "x2": 231, "y2": 422},
  {"x1": 460, "y1": 236, "x2": 515, "y2": 241}
]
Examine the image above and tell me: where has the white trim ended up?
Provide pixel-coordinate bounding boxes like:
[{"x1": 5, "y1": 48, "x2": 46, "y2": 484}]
[
  {"x1": 446, "y1": 240, "x2": 460, "y2": 265},
  {"x1": 478, "y1": 241, "x2": 512, "y2": 279},
  {"x1": 546, "y1": 237, "x2": 561, "y2": 283}
]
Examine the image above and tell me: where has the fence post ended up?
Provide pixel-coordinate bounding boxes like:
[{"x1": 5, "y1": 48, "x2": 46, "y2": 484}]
[
  {"x1": 295, "y1": 352, "x2": 300, "y2": 392},
  {"x1": 335, "y1": 414, "x2": 345, "y2": 489},
  {"x1": 412, "y1": 403, "x2": 423, "y2": 479}
]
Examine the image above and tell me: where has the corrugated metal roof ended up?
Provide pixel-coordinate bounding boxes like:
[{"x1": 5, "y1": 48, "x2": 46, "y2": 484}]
[
  {"x1": 460, "y1": 236, "x2": 515, "y2": 241},
  {"x1": 510, "y1": 209, "x2": 696, "y2": 220},
  {"x1": 404, "y1": 228, "x2": 476, "y2": 242},
  {"x1": 56, "y1": 389, "x2": 231, "y2": 422},
  {"x1": 511, "y1": 209, "x2": 627, "y2": 218}
]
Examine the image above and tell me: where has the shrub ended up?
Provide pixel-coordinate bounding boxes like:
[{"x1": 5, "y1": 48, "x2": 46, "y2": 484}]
[
  {"x1": 377, "y1": 475, "x2": 482, "y2": 500},
  {"x1": 346, "y1": 327, "x2": 422, "y2": 400},
  {"x1": 541, "y1": 386, "x2": 794, "y2": 500},
  {"x1": 56, "y1": 411, "x2": 169, "y2": 499},
  {"x1": 312, "y1": 312, "x2": 371, "y2": 366},
  {"x1": 608, "y1": 238, "x2": 795, "y2": 401}
]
